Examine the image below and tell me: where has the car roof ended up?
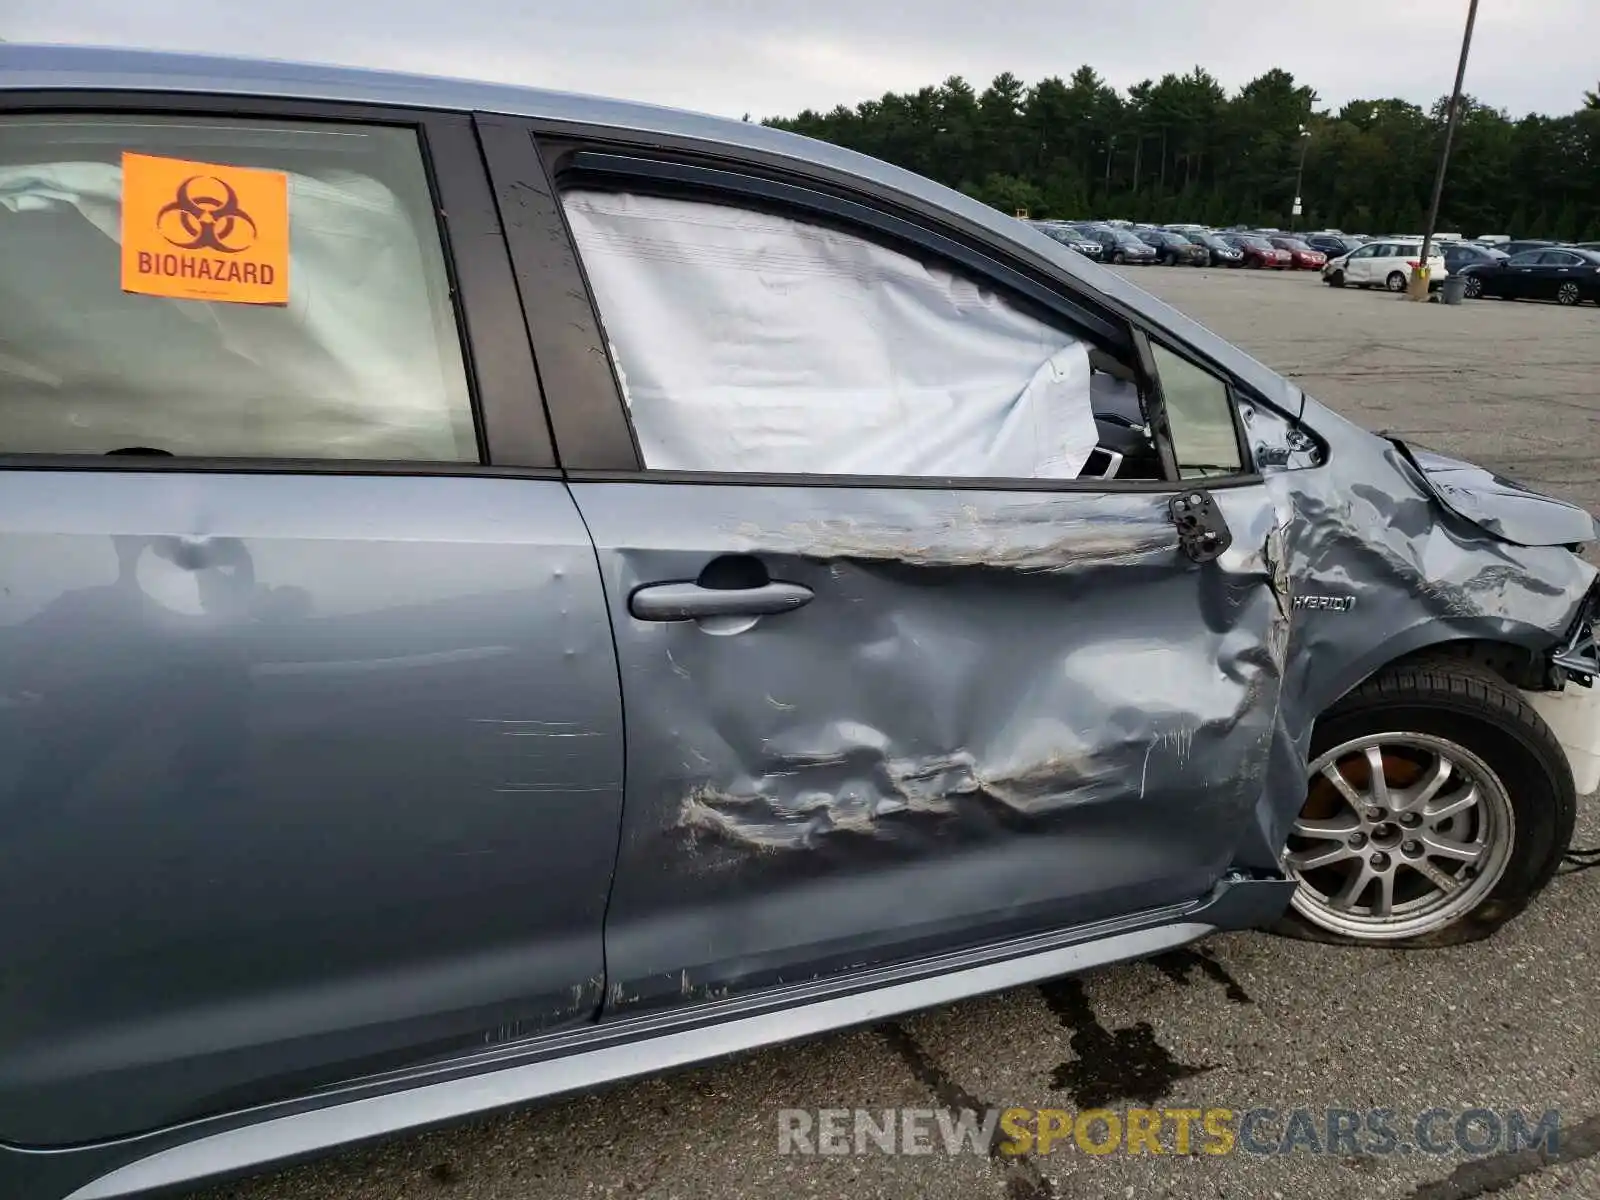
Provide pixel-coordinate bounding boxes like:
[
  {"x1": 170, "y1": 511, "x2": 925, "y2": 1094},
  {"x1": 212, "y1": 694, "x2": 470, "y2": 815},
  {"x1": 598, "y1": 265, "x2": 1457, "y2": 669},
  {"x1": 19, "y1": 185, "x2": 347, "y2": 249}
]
[
  {"x1": 0, "y1": 44, "x2": 1020, "y2": 251},
  {"x1": 2, "y1": 42, "x2": 748, "y2": 134}
]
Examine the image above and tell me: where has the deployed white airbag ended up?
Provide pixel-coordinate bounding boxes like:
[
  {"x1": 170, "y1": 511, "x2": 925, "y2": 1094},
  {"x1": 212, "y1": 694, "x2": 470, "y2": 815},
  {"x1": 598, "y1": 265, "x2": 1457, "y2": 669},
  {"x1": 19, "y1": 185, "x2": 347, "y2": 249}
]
[
  {"x1": 0, "y1": 161, "x2": 474, "y2": 460},
  {"x1": 563, "y1": 190, "x2": 1101, "y2": 479}
]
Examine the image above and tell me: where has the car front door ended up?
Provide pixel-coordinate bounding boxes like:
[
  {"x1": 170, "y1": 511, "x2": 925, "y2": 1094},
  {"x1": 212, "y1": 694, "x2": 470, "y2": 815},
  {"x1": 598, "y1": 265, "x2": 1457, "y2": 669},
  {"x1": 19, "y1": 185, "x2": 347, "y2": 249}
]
[
  {"x1": 0, "y1": 100, "x2": 623, "y2": 1146},
  {"x1": 1345, "y1": 243, "x2": 1377, "y2": 284},
  {"x1": 483, "y1": 129, "x2": 1292, "y2": 1016},
  {"x1": 1503, "y1": 251, "x2": 1542, "y2": 298}
]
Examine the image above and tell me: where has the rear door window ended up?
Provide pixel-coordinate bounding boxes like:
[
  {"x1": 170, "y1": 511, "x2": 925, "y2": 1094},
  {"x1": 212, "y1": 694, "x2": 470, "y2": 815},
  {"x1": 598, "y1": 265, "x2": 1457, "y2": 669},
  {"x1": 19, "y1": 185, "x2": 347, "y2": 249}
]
[{"x1": 0, "y1": 114, "x2": 476, "y2": 461}]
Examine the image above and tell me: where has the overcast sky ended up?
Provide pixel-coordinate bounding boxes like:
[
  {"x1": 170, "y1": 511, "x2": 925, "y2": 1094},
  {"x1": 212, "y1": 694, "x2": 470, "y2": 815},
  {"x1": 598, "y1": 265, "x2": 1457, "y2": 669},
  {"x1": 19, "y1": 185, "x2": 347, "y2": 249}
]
[{"x1": 8, "y1": 0, "x2": 1597, "y2": 121}]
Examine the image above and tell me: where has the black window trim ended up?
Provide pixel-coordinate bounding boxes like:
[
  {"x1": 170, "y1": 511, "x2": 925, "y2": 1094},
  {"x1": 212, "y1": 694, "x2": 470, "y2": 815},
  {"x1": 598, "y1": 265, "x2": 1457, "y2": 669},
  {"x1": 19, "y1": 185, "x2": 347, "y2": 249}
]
[
  {"x1": 0, "y1": 89, "x2": 558, "y2": 475},
  {"x1": 1136, "y1": 332, "x2": 1255, "y2": 481},
  {"x1": 483, "y1": 124, "x2": 1264, "y2": 494}
]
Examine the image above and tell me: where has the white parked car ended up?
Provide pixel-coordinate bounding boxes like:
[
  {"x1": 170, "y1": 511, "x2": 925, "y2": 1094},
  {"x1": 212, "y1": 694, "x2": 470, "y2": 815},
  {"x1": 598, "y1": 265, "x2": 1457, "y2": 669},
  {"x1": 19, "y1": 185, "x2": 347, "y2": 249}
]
[{"x1": 1323, "y1": 240, "x2": 1449, "y2": 292}]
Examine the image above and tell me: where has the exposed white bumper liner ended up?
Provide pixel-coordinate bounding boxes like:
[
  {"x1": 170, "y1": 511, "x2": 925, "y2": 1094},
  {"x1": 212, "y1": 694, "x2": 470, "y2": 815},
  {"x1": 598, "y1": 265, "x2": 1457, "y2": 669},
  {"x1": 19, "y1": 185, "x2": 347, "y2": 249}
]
[{"x1": 1523, "y1": 681, "x2": 1600, "y2": 796}]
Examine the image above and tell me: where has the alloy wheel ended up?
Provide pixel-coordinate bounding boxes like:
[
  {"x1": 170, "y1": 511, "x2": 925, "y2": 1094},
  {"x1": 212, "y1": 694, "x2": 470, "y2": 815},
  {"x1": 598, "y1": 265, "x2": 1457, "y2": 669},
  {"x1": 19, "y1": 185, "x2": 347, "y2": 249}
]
[
  {"x1": 1558, "y1": 282, "x2": 1581, "y2": 306},
  {"x1": 1286, "y1": 733, "x2": 1515, "y2": 940},
  {"x1": 1464, "y1": 275, "x2": 1482, "y2": 298}
]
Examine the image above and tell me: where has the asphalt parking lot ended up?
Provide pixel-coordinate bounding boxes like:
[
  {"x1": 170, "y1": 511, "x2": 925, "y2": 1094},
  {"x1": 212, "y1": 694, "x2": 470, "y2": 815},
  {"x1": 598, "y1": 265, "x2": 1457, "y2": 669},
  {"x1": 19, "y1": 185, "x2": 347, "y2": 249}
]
[{"x1": 198, "y1": 267, "x2": 1600, "y2": 1200}]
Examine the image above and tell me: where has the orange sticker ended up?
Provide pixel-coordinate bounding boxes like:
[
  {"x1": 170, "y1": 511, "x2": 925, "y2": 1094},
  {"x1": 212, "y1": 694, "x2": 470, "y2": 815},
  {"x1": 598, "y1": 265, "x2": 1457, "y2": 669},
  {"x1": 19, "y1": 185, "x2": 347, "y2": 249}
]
[{"x1": 120, "y1": 152, "x2": 289, "y2": 305}]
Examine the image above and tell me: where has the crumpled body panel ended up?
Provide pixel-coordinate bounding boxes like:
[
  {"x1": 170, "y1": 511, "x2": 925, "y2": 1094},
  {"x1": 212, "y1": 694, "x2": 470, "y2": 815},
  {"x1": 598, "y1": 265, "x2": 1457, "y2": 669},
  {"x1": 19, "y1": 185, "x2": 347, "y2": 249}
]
[
  {"x1": 1240, "y1": 402, "x2": 1599, "y2": 864},
  {"x1": 575, "y1": 481, "x2": 1292, "y2": 1011},
  {"x1": 1399, "y1": 443, "x2": 1600, "y2": 547},
  {"x1": 577, "y1": 394, "x2": 1598, "y2": 1009}
]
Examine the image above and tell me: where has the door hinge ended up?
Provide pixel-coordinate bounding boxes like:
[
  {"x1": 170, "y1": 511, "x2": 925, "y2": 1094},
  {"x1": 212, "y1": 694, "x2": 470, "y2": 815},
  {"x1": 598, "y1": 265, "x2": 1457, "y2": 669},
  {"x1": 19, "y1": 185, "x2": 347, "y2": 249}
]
[{"x1": 1169, "y1": 489, "x2": 1233, "y2": 563}]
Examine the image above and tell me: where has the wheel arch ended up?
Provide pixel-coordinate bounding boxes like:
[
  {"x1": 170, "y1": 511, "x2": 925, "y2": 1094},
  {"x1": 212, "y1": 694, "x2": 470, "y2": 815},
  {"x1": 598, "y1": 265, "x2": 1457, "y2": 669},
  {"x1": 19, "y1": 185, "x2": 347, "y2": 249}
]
[
  {"x1": 1312, "y1": 634, "x2": 1557, "y2": 730},
  {"x1": 1347, "y1": 637, "x2": 1552, "y2": 698}
]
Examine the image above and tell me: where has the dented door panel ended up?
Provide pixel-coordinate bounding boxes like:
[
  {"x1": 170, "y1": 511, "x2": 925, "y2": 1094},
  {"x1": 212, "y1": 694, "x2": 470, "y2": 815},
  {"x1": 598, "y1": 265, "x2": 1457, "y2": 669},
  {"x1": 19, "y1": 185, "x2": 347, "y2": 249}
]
[
  {"x1": 0, "y1": 472, "x2": 623, "y2": 1146},
  {"x1": 572, "y1": 481, "x2": 1290, "y2": 1014}
]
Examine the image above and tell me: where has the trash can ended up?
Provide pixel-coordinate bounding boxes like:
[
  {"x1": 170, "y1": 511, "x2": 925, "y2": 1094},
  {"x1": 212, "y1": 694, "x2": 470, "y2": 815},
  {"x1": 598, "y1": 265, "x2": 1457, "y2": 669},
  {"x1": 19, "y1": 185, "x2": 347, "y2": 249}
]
[{"x1": 1441, "y1": 274, "x2": 1467, "y2": 305}]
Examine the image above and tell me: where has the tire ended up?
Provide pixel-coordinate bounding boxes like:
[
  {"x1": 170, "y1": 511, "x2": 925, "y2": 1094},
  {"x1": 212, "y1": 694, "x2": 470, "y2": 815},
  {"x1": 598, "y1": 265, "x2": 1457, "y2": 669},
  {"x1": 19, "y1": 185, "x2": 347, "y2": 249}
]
[
  {"x1": 1112, "y1": 251, "x2": 1126, "y2": 265},
  {"x1": 1274, "y1": 658, "x2": 1575, "y2": 948},
  {"x1": 1163, "y1": 252, "x2": 1177, "y2": 267},
  {"x1": 1463, "y1": 274, "x2": 1483, "y2": 299},
  {"x1": 1325, "y1": 270, "x2": 1346, "y2": 288},
  {"x1": 1385, "y1": 271, "x2": 1407, "y2": 292},
  {"x1": 1557, "y1": 281, "x2": 1581, "y2": 306}
]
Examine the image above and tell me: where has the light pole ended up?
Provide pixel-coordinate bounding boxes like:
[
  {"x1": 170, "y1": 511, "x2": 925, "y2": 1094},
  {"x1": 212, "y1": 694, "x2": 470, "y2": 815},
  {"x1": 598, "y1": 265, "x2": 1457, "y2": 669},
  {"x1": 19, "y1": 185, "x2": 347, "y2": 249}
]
[
  {"x1": 1291, "y1": 124, "x2": 1311, "y2": 231},
  {"x1": 1414, "y1": 0, "x2": 1481, "y2": 299}
]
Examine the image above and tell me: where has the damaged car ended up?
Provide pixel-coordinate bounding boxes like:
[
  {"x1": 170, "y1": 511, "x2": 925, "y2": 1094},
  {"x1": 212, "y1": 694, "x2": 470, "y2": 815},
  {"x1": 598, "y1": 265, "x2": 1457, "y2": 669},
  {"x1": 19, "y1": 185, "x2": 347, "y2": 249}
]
[{"x1": 1, "y1": 43, "x2": 1598, "y2": 1200}]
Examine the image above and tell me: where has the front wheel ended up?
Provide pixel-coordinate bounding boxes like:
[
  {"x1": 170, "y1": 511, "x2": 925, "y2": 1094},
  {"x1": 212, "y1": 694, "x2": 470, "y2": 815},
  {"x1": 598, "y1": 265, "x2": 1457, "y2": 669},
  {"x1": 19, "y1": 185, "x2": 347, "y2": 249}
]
[
  {"x1": 1464, "y1": 274, "x2": 1483, "y2": 299},
  {"x1": 1385, "y1": 271, "x2": 1407, "y2": 292},
  {"x1": 1277, "y1": 659, "x2": 1574, "y2": 948},
  {"x1": 1111, "y1": 251, "x2": 1126, "y2": 265},
  {"x1": 1325, "y1": 270, "x2": 1345, "y2": 288}
]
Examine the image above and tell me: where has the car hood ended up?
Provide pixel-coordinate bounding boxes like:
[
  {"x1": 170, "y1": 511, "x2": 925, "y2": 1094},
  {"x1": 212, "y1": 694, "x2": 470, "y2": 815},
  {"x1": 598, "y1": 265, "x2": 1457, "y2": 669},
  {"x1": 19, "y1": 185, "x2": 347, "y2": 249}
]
[{"x1": 1391, "y1": 438, "x2": 1600, "y2": 546}]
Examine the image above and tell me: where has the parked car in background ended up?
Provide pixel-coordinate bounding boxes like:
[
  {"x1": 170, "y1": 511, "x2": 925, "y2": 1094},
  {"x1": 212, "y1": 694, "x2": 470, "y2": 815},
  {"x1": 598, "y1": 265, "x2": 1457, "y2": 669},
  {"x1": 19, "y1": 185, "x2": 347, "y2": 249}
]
[
  {"x1": 1498, "y1": 239, "x2": 1558, "y2": 258},
  {"x1": 1323, "y1": 240, "x2": 1449, "y2": 292},
  {"x1": 1029, "y1": 220, "x2": 1105, "y2": 261},
  {"x1": 1572, "y1": 241, "x2": 1600, "y2": 253},
  {"x1": 1221, "y1": 233, "x2": 1292, "y2": 269},
  {"x1": 1133, "y1": 227, "x2": 1209, "y2": 266},
  {"x1": 1303, "y1": 233, "x2": 1364, "y2": 258},
  {"x1": 4, "y1": 43, "x2": 1600, "y2": 1200},
  {"x1": 1071, "y1": 223, "x2": 1159, "y2": 265},
  {"x1": 1457, "y1": 247, "x2": 1600, "y2": 305},
  {"x1": 1189, "y1": 230, "x2": 1246, "y2": 267},
  {"x1": 1441, "y1": 242, "x2": 1508, "y2": 275},
  {"x1": 1265, "y1": 236, "x2": 1328, "y2": 270}
]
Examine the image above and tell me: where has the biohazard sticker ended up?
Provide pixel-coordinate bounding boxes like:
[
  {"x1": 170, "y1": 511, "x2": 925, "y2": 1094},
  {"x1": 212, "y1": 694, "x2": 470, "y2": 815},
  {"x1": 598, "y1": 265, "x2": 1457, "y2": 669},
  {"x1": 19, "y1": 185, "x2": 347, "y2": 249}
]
[{"x1": 120, "y1": 152, "x2": 289, "y2": 305}]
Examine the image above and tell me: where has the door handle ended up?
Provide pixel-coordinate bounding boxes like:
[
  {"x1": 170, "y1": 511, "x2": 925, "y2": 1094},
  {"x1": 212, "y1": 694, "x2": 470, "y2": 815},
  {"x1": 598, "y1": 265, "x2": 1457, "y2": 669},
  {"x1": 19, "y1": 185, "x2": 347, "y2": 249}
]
[{"x1": 629, "y1": 581, "x2": 814, "y2": 622}]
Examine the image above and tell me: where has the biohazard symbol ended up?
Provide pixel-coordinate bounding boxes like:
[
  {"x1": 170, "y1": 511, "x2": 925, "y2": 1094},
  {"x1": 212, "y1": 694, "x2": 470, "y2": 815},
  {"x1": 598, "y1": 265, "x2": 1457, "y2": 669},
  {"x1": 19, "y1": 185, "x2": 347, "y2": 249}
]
[{"x1": 155, "y1": 176, "x2": 259, "y2": 254}]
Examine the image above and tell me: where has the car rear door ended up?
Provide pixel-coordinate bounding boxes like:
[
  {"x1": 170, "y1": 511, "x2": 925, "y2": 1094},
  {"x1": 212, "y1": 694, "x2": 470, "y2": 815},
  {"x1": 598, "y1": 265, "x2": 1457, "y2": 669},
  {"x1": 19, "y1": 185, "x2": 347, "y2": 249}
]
[
  {"x1": 1531, "y1": 250, "x2": 1579, "y2": 299},
  {"x1": 0, "y1": 97, "x2": 623, "y2": 1145},
  {"x1": 482, "y1": 127, "x2": 1292, "y2": 1015}
]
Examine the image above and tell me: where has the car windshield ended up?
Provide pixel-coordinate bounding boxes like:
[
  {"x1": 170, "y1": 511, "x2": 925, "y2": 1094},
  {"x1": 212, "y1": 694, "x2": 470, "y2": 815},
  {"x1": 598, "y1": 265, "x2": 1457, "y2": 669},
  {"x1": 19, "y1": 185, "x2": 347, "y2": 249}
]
[
  {"x1": 1114, "y1": 234, "x2": 1147, "y2": 247},
  {"x1": 1238, "y1": 236, "x2": 1275, "y2": 250},
  {"x1": 1279, "y1": 238, "x2": 1313, "y2": 252}
]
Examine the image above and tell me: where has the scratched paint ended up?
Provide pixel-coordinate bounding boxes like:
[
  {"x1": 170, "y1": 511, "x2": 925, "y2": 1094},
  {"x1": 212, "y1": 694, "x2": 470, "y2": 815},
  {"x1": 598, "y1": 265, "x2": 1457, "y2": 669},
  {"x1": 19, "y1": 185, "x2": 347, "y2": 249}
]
[{"x1": 739, "y1": 501, "x2": 1177, "y2": 575}]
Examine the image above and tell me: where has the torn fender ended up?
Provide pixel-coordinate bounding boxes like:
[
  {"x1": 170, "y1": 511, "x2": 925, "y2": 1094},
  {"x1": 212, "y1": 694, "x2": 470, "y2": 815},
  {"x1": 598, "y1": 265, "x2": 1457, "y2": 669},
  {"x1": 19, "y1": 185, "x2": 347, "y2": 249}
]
[{"x1": 1390, "y1": 438, "x2": 1600, "y2": 548}]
